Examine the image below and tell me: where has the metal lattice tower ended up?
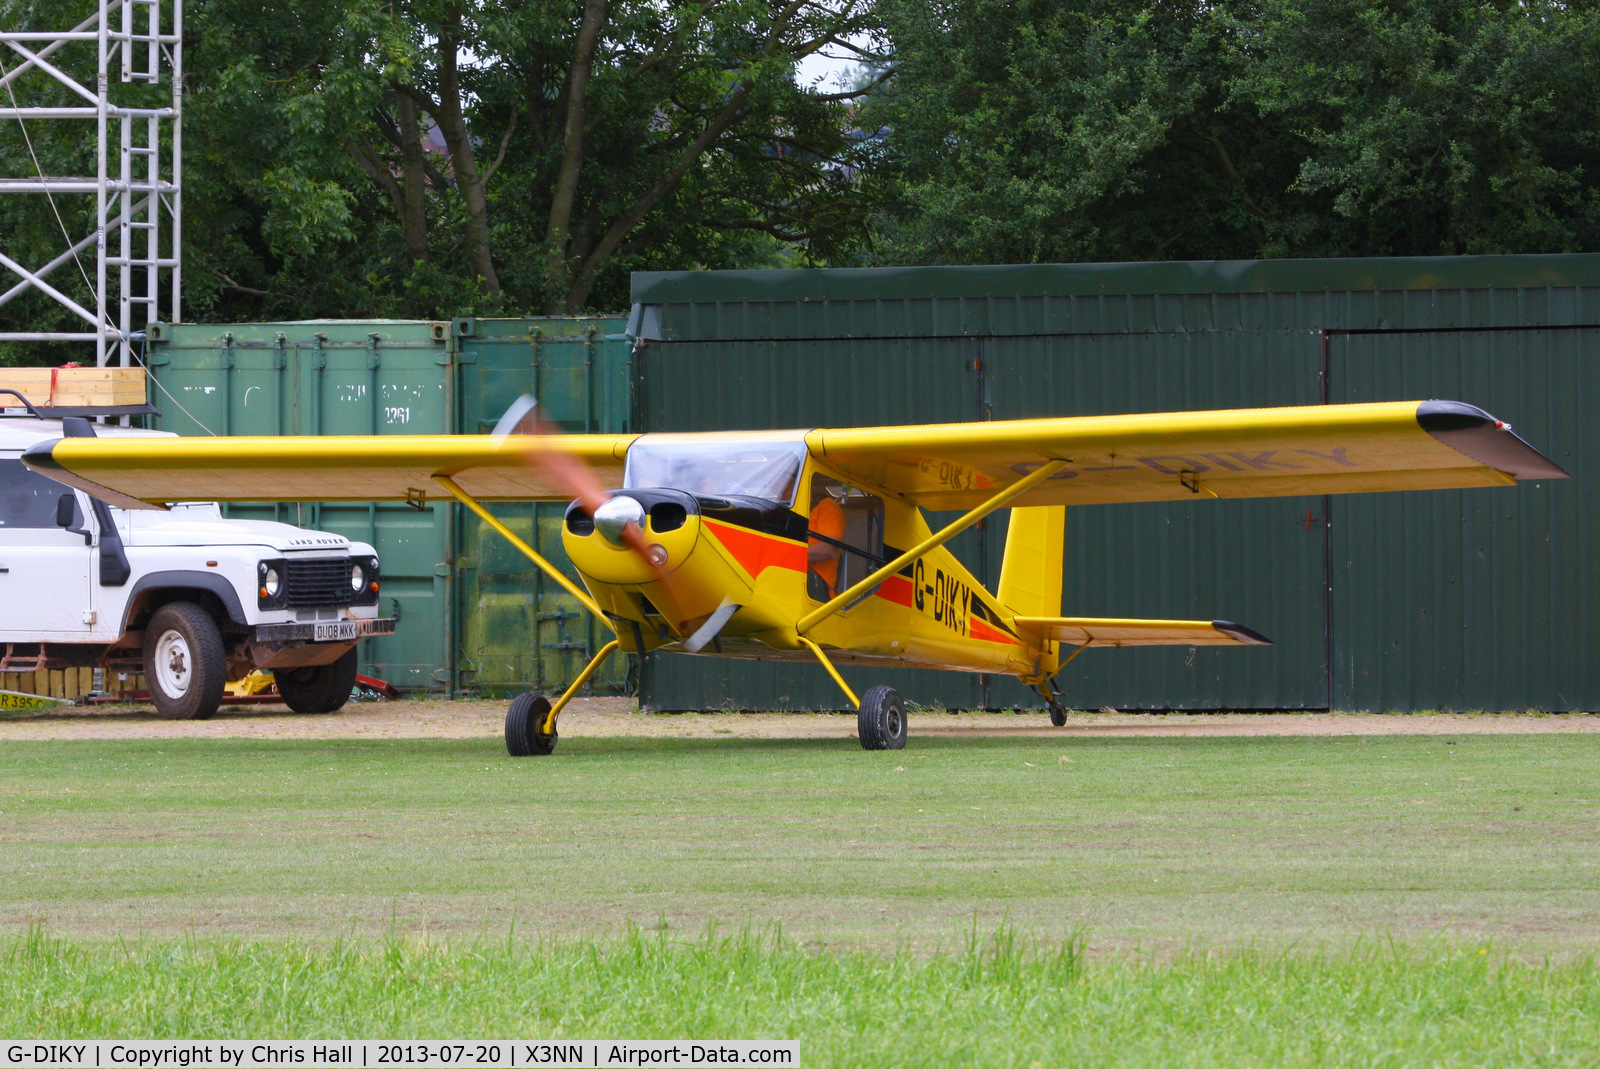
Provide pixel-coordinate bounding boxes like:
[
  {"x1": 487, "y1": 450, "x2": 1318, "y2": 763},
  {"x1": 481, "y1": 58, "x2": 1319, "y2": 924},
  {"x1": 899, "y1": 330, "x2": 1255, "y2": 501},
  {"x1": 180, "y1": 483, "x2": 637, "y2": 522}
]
[{"x1": 0, "y1": 0, "x2": 182, "y2": 367}]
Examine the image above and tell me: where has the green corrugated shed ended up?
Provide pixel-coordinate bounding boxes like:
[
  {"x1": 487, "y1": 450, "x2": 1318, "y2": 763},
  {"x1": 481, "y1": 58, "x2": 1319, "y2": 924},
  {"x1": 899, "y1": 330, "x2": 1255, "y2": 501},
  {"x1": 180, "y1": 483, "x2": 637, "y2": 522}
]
[{"x1": 628, "y1": 253, "x2": 1599, "y2": 712}]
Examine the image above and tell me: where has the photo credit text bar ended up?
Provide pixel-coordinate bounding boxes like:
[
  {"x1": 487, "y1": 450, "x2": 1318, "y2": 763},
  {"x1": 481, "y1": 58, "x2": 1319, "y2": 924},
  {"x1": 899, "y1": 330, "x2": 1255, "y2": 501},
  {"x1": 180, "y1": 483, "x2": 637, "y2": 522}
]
[{"x1": 1, "y1": 1043, "x2": 799, "y2": 1069}]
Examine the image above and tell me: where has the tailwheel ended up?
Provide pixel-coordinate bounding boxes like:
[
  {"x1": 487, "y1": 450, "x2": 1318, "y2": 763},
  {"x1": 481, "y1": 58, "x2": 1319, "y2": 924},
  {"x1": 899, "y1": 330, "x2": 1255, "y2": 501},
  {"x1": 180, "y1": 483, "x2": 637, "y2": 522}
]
[
  {"x1": 506, "y1": 693, "x2": 557, "y2": 756},
  {"x1": 857, "y1": 685, "x2": 907, "y2": 751}
]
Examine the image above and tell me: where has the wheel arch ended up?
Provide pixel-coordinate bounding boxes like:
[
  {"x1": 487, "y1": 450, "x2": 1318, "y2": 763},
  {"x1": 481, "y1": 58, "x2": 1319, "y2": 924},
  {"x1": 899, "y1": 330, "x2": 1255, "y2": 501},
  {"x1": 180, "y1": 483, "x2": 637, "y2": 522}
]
[{"x1": 121, "y1": 572, "x2": 249, "y2": 636}]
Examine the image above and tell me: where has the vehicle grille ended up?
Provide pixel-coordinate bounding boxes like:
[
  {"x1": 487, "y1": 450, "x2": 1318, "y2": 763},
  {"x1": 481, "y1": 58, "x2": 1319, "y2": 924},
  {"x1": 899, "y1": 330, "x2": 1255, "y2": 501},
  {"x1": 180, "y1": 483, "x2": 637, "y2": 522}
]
[{"x1": 284, "y1": 558, "x2": 353, "y2": 609}]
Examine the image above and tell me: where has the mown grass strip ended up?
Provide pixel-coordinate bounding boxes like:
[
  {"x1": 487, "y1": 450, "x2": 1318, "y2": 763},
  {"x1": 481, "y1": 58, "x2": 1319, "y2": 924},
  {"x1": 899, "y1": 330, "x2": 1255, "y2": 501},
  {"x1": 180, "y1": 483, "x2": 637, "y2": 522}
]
[
  {"x1": 3, "y1": 927, "x2": 1597, "y2": 1067},
  {"x1": 5, "y1": 734, "x2": 1600, "y2": 950}
]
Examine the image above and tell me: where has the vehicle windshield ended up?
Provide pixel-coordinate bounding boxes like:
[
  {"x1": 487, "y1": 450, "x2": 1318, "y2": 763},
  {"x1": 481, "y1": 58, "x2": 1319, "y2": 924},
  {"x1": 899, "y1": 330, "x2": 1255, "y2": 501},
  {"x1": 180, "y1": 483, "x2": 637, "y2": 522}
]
[{"x1": 624, "y1": 437, "x2": 809, "y2": 505}]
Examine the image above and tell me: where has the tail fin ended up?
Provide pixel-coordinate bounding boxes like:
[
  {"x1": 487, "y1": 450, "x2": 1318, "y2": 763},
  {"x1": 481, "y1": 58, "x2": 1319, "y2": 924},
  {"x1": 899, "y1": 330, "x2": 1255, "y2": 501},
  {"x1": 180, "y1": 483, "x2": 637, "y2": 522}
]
[{"x1": 997, "y1": 506, "x2": 1065, "y2": 618}]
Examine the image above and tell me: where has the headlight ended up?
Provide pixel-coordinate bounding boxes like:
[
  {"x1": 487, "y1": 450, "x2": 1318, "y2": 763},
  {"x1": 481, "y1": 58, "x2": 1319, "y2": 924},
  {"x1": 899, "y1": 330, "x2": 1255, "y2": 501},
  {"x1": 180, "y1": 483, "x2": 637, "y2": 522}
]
[
  {"x1": 351, "y1": 555, "x2": 381, "y2": 605},
  {"x1": 260, "y1": 564, "x2": 281, "y2": 597}
]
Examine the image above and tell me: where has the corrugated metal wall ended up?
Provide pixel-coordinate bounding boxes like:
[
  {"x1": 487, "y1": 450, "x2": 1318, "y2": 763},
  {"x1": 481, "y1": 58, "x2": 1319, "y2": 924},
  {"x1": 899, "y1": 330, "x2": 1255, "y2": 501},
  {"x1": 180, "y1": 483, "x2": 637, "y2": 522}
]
[
  {"x1": 630, "y1": 254, "x2": 1600, "y2": 712},
  {"x1": 452, "y1": 316, "x2": 633, "y2": 697},
  {"x1": 1331, "y1": 325, "x2": 1595, "y2": 710},
  {"x1": 145, "y1": 317, "x2": 635, "y2": 698},
  {"x1": 147, "y1": 320, "x2": 457, "y2": 691}
]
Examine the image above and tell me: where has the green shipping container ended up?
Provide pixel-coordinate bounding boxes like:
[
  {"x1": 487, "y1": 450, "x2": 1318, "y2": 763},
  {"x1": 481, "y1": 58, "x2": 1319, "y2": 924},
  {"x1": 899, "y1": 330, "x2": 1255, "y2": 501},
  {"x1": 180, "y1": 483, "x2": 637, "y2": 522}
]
[
  {"x1": 452, "y1": 316, "x2": 633, "y2": 697},
  {"x1": 628, "y1": 254, "x2": 1598, "y2": 713},
  {"x1": 146, "y1": 320, "x2": 456, "y2": 691},
  {"x1": 144, "y1": 316, "x2": 636, "y2": 698}
]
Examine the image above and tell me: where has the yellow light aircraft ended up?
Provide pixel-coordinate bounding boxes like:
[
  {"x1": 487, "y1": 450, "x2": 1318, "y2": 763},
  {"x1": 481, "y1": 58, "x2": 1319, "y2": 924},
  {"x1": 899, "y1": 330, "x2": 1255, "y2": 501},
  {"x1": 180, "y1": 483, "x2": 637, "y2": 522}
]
[{"x1": 24, "y1": 399, "x2": 1565, "y2": 754}]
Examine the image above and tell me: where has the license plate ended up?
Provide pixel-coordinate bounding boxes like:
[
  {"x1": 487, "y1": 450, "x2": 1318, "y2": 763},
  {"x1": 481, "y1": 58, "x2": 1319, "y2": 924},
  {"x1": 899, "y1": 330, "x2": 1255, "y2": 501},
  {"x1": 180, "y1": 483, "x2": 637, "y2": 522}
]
[{"x1": 313, "y1": 621, "x2": 358, "y2": 641}]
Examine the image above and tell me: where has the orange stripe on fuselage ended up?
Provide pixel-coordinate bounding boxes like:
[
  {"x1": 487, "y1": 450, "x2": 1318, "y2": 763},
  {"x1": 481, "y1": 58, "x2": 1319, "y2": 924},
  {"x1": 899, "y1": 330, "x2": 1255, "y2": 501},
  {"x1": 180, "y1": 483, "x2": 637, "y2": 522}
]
[
  {"x1": 869, "y1": 574, "x2": 1019, "y2": 647},
  {"x1": 876, "y1": 573, "x2": 916, "y2": 608},
  {"x1": 703, "y1": 519, "x2": 806, "y2": 580},
  {"x1": 969, "y1": 615, "x2": 1019, "y2": 646},
  {"x1": 703, "y1": 521, "x2": 1020, "y2": 648}
]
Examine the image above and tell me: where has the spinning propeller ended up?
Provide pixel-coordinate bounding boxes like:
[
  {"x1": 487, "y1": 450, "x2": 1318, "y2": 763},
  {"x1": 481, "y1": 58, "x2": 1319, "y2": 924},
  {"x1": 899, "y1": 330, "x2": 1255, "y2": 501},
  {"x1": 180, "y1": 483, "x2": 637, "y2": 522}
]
[{"x1": 491, "y1": 393, "x2": 670, "y2": 577}]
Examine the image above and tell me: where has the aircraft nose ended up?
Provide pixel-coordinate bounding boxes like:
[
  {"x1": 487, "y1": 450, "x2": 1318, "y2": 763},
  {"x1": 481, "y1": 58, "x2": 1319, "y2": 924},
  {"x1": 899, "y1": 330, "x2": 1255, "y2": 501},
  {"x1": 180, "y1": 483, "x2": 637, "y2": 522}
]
[{"x1": 593, "y1": 495, "x2": 646, "y2": 545}]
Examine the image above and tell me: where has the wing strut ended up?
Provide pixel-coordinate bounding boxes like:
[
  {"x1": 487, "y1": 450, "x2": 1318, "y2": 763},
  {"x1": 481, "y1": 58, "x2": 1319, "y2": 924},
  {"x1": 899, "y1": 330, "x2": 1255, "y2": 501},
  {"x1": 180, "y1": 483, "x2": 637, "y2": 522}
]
[
  {"x1": 432, "y1": 475, "x2": 609, "y2": 626},
  {"x1": 795, "y1": 459, "x2": 1070, "y2": 634}
]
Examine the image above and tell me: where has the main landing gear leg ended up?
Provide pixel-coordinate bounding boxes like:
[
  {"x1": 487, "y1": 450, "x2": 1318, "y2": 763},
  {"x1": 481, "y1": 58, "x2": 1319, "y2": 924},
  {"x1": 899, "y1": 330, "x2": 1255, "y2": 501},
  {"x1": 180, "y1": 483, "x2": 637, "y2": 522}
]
[
  {"x1": 505, "y1": 639, "x2": 620, "y2": 757},
  {"x1": 799, "y1": 636, "x2": 906, "y2": 751},
  {"x1": 1036, "y1": 682, "x2": 1068, "y2": 728}
]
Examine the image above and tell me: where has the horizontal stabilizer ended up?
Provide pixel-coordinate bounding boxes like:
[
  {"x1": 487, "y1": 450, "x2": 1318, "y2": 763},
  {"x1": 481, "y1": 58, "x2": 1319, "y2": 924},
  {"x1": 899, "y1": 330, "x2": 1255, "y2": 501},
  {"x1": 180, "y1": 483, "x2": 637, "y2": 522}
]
[{"x1": 1011, "y1": 616, "x2": 1272, "y2": 647}]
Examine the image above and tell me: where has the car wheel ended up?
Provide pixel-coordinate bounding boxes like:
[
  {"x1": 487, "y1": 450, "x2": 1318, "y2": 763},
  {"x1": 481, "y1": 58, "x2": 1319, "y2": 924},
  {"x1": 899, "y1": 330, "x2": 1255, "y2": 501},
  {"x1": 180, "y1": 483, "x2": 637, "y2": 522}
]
[
  {"x1": 143, "y1": 601, "x2": 227, "y2": 720},
  {"x1": 275, "y1": 648, "x2": 359, "y2": 715}
]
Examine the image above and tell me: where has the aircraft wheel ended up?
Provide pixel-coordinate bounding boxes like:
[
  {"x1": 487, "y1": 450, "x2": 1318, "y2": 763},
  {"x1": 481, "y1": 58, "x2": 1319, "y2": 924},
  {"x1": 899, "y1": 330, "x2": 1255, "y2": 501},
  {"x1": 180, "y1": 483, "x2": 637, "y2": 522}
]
[
  {"x1": 857, "y1": 685, "x2": 907, "y2": 751},
  {"x1": 506, "y1": 693, "x2": 557, "y2": 757},
  {"x1": 1048, "y1": 702, "x2": 1068, "y2": 727}
]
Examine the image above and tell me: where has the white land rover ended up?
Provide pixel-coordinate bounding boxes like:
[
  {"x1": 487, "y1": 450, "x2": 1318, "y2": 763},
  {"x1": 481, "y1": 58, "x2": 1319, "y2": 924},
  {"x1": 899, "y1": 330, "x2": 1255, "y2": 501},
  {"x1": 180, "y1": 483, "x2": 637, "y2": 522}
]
[{"x1": 0, "y1": 412, "x2": 396, "y2": 719}]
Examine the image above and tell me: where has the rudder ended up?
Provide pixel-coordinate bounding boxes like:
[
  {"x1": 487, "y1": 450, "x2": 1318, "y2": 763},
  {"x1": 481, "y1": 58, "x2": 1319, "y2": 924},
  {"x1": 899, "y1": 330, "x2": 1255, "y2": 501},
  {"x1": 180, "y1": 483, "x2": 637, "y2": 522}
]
[{"x1": 997, "y1": 506, "x2": 1064, "y2": 619}]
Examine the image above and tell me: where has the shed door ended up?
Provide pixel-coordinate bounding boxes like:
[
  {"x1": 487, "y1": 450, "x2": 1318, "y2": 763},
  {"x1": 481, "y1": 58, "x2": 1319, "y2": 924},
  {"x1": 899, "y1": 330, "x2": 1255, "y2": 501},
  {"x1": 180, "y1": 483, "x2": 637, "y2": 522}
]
[{"x1": 1329, "y1": 327, "x2": 1598, "y2": 711}]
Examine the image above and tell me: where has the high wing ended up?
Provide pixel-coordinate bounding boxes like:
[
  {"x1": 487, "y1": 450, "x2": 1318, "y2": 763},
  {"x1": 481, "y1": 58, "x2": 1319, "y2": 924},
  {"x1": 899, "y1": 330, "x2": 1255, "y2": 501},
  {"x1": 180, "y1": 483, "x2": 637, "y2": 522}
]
[
  {"x1": 21, "y1": 400, "x2": 1563, "y2": 513},
  {"x1": 22, "y1": 433, "x2": 637, "y2": 510},
  {"x1": 1011, "y1": 617, "x2": 1272, "y2": 648},
  {"x1": 805, "y1": 400, "x2": 1567, "y2": 510}
]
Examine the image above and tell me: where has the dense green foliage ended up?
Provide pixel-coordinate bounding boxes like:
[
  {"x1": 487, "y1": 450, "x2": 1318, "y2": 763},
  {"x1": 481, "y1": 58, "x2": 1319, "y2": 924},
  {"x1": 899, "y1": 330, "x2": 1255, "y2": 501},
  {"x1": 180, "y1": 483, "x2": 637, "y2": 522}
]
[
  {"x1": 5, "y1": 926, "x2": 1600, "y2": 1065},
  {"x1": 0, "y1": 0, "x2": 879, "y2": 351},
  {"x1": 866, "y1": 0, "x2": 1600, "y2": 265},
  {"x1": 1, "y1": 0, "x2": 1597, "y2": 360}
]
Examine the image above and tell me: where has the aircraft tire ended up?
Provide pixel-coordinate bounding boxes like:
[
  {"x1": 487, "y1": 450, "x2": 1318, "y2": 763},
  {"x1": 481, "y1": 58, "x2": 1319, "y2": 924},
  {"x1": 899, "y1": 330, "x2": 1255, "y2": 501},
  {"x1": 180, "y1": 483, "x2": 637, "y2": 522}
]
[
  {"x1": 1049, "y1": 703, "x2": 1068, "y2": 727},
  {"x1": 506, "y1": 693, "x2": 557, "y2": 757},
  {"x1": 276, "y1": 648, "x2": 358, "y2": 714},
  {"x1": 857, "y1": 685, "x2": 907, "y2": 750}
]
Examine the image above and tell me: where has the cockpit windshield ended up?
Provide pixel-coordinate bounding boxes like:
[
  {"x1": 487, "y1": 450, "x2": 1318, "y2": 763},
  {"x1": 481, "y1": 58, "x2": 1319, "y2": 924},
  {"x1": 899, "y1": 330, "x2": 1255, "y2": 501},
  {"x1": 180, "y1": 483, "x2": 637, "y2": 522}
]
[{"x1": 624, "y1": 436, "x2": 809, "y2": 506}]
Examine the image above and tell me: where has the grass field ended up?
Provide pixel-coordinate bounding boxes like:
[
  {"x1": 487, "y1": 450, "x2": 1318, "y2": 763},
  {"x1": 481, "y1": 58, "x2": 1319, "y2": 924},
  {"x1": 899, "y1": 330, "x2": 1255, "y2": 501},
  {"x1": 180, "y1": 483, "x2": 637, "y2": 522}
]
[
  {"x1": 4, "y1": 926, "x2": 1600, "y2": 1065},
  {"x1": 2, "y1": 731, "x2": 1598, "y2": 949},
  {"x1": 2, "y1": 726, "x2": 1599, "y2": 1061}
]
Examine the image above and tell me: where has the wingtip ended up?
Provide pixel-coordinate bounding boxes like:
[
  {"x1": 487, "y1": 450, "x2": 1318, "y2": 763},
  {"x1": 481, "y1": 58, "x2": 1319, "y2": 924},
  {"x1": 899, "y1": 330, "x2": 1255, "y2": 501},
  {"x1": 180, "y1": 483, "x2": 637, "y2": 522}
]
[
  {"x1": 21, "y1": 439, "x2": 165, "y2": 511},
  {"x1": 1212, "y1": 620, "x2": 1273, "y2": 646},
  {"x1": 20, "y1": 437, "x2": 63, "y2": 471},
  {"x1": 1417, "y1": 400, "x2": 1569, "y2": 480}
]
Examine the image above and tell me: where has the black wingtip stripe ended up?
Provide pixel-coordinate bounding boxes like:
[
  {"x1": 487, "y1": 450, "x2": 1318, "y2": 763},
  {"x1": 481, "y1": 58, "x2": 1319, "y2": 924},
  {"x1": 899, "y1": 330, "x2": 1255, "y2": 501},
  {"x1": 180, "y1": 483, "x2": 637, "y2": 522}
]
[
  {"x1": 20, "y1": 439, "x2": 166, "y2": 511},
  {"x1": 1212, "y1": 620, "x2": 1273, "y2": 646},
  {"x1": 1416, "y1": 400, "x2": 1568, "y2": 480}
]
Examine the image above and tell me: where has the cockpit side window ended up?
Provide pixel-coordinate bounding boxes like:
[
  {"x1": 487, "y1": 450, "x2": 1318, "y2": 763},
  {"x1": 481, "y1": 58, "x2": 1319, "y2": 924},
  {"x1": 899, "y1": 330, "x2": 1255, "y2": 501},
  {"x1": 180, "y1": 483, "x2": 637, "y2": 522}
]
[{"x1": 806, "y1": 474, "x2": 884, "y2": 602}]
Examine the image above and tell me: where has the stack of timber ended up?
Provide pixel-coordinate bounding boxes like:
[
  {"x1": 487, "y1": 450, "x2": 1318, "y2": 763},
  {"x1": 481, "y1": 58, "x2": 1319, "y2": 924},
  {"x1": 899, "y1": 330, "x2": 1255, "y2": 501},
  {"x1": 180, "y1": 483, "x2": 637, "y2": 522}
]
[
  {"x1": 0, "y1": 366, "x2": 146, "y2": 409},
  {"x1": 0, "y1": 669, "x2": 146, "y2": 706}
]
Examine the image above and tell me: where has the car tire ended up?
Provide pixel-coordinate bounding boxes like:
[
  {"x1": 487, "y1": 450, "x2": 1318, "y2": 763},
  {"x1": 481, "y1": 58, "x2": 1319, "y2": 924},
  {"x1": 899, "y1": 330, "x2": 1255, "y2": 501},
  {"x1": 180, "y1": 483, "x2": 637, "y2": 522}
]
[
  {"x1": 857, "y1": 684, "x2": 907, "y2": 750},
  {"x1": 143, "y1": 601, "x2": 227, "y2": 720},
  {"x1": 275, "y1": 648, "x2": 359, "y2": 715}
]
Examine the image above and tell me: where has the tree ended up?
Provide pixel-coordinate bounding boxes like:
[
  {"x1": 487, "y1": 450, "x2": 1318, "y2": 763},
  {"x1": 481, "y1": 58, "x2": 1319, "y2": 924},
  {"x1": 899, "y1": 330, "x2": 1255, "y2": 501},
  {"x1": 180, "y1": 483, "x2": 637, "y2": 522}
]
[
  {"x1": 185, "y1": 0, "x2": 886, "y2": 319},
  {"x1": 865, "y1": 0, "x2": 1600, "y2": 265}
]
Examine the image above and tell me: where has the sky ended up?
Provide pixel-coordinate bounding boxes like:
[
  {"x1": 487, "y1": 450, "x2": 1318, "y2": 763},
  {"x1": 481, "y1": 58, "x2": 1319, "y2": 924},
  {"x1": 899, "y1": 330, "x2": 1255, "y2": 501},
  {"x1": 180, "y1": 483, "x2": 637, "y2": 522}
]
[{"x1": 794, "y1": 36, "x2": 871, "y2": 93}]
